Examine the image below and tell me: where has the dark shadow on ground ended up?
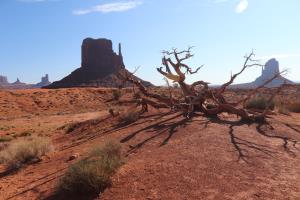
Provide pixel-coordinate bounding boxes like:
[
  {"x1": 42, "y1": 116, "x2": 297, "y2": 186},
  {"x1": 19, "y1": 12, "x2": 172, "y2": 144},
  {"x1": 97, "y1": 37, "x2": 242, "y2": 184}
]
[{"x1": 208, "y1": 117, "x2": 299, "y2": 162}]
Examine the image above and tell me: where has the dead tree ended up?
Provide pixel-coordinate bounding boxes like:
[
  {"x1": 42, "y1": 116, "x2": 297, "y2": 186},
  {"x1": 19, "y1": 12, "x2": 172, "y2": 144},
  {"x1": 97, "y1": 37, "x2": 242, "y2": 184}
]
[{"x1": 118, "y1": 48, "x2": 286, "y2": 122}]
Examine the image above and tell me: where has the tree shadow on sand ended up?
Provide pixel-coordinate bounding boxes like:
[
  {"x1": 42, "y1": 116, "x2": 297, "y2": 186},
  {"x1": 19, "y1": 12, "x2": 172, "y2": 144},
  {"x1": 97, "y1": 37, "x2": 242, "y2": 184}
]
[
  {"x1": 208, "y1": 118, "x2": 299, "y2": 163},
  {"x1": 120, "y1": 111, "x2": 299, "y2": 162}
]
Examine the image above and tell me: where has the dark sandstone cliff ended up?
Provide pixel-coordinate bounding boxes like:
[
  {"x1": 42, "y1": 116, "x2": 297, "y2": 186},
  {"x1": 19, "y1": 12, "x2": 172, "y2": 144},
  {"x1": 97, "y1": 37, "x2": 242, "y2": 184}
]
[{"x1": 45, "y1": 38, "x2": 152, "y2": 89}]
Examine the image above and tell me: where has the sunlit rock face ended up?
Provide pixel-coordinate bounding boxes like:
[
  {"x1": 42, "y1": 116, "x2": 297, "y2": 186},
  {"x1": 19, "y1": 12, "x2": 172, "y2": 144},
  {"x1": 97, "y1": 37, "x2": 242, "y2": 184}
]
[{"x1": 45, "y1": 38, "x2": 152, "y2": 88}]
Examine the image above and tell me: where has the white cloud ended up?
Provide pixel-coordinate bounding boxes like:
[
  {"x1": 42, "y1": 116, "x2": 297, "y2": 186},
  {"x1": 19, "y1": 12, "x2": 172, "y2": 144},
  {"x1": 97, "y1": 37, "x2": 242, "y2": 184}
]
[
  {"x1": 235, "y1": 0, "x2": 248, "y2": 13},
  {"x1": 73, "y1": 1, "x2": 143, "y2": 15},
  {"x1": 257, "y1": 54, "x2": 300, "y2": 60}
]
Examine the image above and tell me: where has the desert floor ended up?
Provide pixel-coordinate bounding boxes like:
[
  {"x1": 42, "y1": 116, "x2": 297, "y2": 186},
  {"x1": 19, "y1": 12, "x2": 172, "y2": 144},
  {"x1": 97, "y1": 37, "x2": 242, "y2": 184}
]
[{"x1": 0, "y1": 88, "x2": 299, "y2": 200}]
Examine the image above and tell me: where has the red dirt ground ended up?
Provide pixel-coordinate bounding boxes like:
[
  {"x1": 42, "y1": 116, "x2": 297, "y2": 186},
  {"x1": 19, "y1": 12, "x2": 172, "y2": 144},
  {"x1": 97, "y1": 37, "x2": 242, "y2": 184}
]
[{"x1": 0, "y1": 88, "x2": 300, "y2": 200}]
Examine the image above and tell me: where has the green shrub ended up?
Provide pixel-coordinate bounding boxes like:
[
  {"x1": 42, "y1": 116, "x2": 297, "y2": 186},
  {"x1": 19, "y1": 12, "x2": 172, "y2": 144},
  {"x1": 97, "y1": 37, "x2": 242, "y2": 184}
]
[
  {"x1": 0, "y1": 136, "x2": 13, "y2": 143},
  {"x1": 58, "y1": 141, "x2": 123, "y2": 195},
  {"x1": 0, "y1": 137, "x2": 51, "y2": 170},
  {"x1": 245, "y1": 96, "x2": 275, "y2": 110}
]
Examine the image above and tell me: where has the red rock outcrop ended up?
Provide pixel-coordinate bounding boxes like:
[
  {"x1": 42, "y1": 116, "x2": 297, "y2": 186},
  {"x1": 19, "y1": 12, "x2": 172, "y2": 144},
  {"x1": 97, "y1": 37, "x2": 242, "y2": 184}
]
[{"x1": 46, "y1": 38, "x2": 152, "y2": 88}]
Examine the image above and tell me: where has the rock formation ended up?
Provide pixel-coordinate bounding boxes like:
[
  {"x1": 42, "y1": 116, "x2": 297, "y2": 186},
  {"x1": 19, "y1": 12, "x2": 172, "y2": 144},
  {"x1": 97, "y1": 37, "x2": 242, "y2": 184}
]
[
  {"x1": 0, "y1": 75, "x2": 51, "y2": 89},
  {"x1": 232, "y1": 58, "x2": 294, "y2": 88},
  {"x1": 46, "y1": 38, "x2": 152, "y2": 89},
  {"x1": 253, "y1": 58, "x2": 293, "y2": 87},
  {"x1": 13, "y1": 78, "x2": 22, "y2": 85},
  {"x1": 35, "y1": 74, "x2": 51, "y2": 87},
  {"x1": 0, "y1": 75, "x2": 8, "y2": 85}
]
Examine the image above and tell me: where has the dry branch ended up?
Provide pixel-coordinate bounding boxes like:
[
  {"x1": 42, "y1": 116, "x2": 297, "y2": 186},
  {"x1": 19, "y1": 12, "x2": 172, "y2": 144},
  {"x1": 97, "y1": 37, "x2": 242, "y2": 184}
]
[{"x1": 119, "y1": 48, "x2": 286, "y2": 122}]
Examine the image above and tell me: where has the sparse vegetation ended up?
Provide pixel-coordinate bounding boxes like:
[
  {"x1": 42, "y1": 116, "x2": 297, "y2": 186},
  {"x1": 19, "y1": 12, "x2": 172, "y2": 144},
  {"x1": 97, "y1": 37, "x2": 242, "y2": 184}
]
[
  {"x1": 0, "y1": 136, "x2": 13, "y2": 143},
  {"x1": 112, "y1": 89, "x2": 122, "y2": 101},
  {"x1": 278, "y1": 105, "x2": 290, "y2": 115},
  {"x1": 58, "y1": 141, "x2": 123, "y2": 195},
  {"x1": 118, "y1": 108, "x2": 141, "y2": 125},
  {"x1": 245, "y1": 96, "x2": 275, "y2": 110},
  {"x1": 0, "y1": 137, "x2": 52, "y2": 170},
  {"x1": 17, "y1": 131, "x2": 32, "y2": 138},
  {"x1": 65, "y1": 122, "x2": 82, "y2": 133}
]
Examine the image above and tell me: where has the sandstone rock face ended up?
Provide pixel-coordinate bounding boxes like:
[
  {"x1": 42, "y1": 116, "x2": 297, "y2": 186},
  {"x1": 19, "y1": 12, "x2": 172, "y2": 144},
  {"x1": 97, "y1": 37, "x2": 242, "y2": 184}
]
[{"x1": 46, "y1": 38, "x2": 150, "y2": 89}]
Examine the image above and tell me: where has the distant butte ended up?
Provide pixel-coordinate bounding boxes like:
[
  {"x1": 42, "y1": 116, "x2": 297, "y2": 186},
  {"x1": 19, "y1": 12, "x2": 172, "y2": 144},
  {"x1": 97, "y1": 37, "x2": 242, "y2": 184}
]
[
  {"x1": 45, "y1": 38, "x2": 152, "y2": 89},
  {"x1": 232, "y1": 58, "x2": 294, "y2": 88}
]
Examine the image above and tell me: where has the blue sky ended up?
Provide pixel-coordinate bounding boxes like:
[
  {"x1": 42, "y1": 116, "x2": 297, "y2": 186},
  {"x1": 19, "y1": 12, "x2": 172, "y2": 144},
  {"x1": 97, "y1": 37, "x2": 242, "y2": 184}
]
[{"x1": 0, "y1": 0, "x2": 299, "y2": 85}]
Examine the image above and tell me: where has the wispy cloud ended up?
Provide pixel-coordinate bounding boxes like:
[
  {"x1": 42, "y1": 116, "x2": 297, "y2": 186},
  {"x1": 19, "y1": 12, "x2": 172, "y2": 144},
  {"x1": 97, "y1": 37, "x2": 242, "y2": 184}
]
[
  {"x1": 257, "y1": 54, "x2": 300, "y2": 60},
  {"x1": 73, "y1": 1, "x2": 143, "y2": 15},
  {"x1": 235, "y1": 0, "x2": 248, "y2": 13}
]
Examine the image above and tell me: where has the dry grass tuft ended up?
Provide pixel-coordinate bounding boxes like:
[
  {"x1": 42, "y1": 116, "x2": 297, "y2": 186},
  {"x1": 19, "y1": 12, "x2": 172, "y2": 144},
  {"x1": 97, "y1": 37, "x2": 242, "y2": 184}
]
[
  {"x1": 0, "y1": 136, "x2": 13, "y2": 143},
  {"x1": 0, "y1": 137, "x2": 52, "y2": 170},
  {"x1": 278, "y1": 105, "x2": 290, "y2": 115},
  {"x1": 112, "y1": 89, "x2": 122, "y2": 101},
  {"x1": 58, "y1": 141, "x2": 123, "y2": 195},
  {"x1": 118, "y1": 108, "x2": 141, "y2": 125},
  {"x1": 246, "y1": 96, "x2": 275, "y2": 110}
]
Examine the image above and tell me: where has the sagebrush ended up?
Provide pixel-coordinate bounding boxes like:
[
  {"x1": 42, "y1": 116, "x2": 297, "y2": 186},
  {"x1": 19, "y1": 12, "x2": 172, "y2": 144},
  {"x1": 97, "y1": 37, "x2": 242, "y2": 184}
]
[
  {"x1": 0, "y1": 137, "x2": 52, "y2": 170},
  {"x1": 58, "y1": 141, "x2": 123, "y2": 195}
]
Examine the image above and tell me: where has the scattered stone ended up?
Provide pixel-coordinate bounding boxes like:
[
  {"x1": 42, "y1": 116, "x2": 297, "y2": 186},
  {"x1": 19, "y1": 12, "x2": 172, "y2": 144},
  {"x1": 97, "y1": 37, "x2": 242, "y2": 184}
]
[{"x1": 68, "y1": 153, "x2": 79, "y2": 161}]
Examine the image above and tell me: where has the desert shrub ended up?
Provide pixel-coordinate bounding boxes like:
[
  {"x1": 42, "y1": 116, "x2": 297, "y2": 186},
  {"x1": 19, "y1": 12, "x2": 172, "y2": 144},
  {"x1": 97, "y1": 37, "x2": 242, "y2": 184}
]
[
  {"x1": 133, "y1": 92, "x2": 141, "y2": 99},
  {"x1": 0, "y1": 136, "x2": 13, "y2": 143},
  {"x1": 278, "y1": 105, "x2": 290, "y2": 115},
  {"x1": 112, "y1": 89, "x2": 122, "y2": 101},
  {"x1": 17, "y1": 131, "x2": 32, "y2": 138},
  {"x1": 58, "y1": 141, "x2": 122, "y2": 195},
  {"x1": 287, "y1": 101, "x2": 300, "y2": 113},
  {"x1": 118, "y1": 108, "x2": 140, "y2": 125},
  {"x1": 245, "y1": 96, "x2": 275, "y2": 110},
  {"x1": 0, "y1": 137, "x2": 51, "y2": 170},
  {"x1": 65, "y1": 122, "x2": 82, "y2": 133}
]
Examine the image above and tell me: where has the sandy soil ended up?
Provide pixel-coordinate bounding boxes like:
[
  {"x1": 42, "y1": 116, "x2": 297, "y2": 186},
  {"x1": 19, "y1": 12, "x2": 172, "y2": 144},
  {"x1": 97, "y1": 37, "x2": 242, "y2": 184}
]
[{"x1": 0, "y1": 88, "x2": 299, "y2": 200}]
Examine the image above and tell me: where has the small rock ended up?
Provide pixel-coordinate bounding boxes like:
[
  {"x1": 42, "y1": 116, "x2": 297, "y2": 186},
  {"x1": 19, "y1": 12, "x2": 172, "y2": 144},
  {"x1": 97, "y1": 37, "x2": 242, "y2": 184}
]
[{"x1": 68, "y1": 153, "x2": 79, "y2": 161}]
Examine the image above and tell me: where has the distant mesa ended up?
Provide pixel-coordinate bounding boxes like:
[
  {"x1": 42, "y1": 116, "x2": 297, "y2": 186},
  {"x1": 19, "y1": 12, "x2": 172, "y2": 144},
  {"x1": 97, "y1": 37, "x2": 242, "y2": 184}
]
[
  {"x1": 0, "y1": 74, "x2": 51, "y2": 89},
  {"x1": 232, "y1": 58, "x2": 294, "y2": 88},
  {"x1": 0, "y1": 75, "x2": 8, "y2": 85},
  {"x1": 35, "y1": 74, "x2": 51, "y2": 88},
  {"x1": 13, "y1": 78, "x2": 23, "y2": 85},
  {"x1": 45, "y1": 38, "x2": 152, "y2": 89}
]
